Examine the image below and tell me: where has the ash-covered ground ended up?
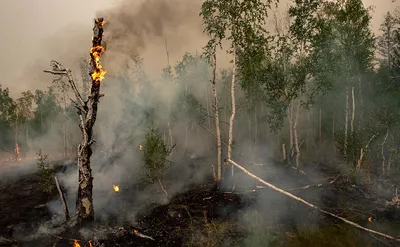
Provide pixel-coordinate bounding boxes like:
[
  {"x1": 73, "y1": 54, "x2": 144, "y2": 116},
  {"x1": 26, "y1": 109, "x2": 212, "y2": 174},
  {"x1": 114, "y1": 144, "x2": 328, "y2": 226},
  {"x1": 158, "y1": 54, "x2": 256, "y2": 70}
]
[{"x1": 1, "y1": 157, "x2": 399, "y2": 247}]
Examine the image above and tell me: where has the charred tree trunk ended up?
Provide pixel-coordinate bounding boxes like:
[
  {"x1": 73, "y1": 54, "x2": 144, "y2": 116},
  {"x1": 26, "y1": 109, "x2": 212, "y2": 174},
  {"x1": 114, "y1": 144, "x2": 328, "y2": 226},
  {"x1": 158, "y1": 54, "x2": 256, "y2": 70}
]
[
  {"x1": 75, "y1": 18, "x2": 106, "y2": 222},
  {"x1": 44, "y1": 18, "x2": 106, "y2": 223}
]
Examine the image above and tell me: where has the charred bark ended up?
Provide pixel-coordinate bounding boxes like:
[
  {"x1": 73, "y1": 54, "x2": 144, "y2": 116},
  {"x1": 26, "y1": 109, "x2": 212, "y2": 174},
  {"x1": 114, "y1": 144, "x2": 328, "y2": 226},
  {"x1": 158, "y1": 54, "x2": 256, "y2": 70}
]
[{"x1": 44, "y1": 17, "x2": 106, "y2": 223}]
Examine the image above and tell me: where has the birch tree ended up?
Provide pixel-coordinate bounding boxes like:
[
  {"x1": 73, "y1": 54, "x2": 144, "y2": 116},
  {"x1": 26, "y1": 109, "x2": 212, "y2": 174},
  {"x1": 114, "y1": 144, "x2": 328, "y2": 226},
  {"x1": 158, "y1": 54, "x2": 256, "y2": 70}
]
[{"x1": 200, "y1": 0, "x2": 278, "y2": 183}]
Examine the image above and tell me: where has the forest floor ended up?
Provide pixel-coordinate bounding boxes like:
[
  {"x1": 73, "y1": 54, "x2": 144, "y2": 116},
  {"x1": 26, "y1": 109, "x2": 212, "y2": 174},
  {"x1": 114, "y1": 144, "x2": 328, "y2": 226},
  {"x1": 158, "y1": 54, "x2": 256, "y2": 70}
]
[{"x1": 0, "y1": 159, "x2": 399, "y2": 247}]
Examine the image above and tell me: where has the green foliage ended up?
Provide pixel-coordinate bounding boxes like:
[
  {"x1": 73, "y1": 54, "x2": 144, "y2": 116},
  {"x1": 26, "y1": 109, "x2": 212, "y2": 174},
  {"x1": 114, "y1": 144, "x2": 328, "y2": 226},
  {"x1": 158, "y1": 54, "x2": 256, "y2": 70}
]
[
  {"x1": 36, "y1": 150, "x2": 53, "y2": 194},
  {"x1": 186, "y1": 219, "x2": 240, "y2": 247},
  {"x1": 281, "y1": 224, "x2": 372, "y2": 247},
  {"x1": 239, "y1": 228, "x2": 278, "y2": 247},
  {"x1": 142, "y1": 128, "x2": 175, "y2": 183},
  {"x1": 30, "y1": 88, "x2": 62, "y2": 137},
  {"x1": 0, "y1": 85, "x2": 16, "y2": 149}
]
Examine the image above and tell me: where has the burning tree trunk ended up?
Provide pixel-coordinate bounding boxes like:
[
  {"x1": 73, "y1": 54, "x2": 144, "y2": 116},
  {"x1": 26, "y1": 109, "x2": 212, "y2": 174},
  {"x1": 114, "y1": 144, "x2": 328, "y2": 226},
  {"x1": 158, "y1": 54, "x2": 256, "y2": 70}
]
[{"x1": 44, "y1": 18, "x2": 107, "y2": 223}]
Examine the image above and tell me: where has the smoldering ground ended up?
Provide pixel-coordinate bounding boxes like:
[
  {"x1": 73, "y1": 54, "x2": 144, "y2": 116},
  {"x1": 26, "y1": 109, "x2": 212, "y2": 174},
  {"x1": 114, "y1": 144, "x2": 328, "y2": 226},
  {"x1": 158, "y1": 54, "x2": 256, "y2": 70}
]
[
  {"x1": 2, "y1": 0, "x2": 399, "y2": 246},
  {"x1": 3, "y1": 0, "x2": 324, "y2": 240}
]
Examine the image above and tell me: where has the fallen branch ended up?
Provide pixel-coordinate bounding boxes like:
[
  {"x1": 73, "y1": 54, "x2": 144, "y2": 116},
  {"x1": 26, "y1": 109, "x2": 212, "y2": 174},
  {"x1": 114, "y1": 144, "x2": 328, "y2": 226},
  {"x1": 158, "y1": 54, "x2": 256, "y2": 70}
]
[
  {"x1": 54, "y1": 176, "x2": 70, "y2": 221},
  {"x1": 226, "y1": 158, "x2": 400, "y2": 242},
  {"x1": 356, "y1": 133, "x2": 378, "y2": 172},
  {"x1": 287, "y1": 175, "x2": 341, "y2": 191},
  {"x1": 119, "y1": 227, "x2": 155, "y2": 241}
]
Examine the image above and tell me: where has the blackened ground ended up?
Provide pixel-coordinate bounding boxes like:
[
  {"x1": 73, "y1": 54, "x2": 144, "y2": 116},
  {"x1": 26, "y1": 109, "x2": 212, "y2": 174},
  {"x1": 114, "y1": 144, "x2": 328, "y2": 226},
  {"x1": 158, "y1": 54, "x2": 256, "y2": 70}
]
[{"x1": 1, "y1": 160, "x2": 399, "y2": 247}]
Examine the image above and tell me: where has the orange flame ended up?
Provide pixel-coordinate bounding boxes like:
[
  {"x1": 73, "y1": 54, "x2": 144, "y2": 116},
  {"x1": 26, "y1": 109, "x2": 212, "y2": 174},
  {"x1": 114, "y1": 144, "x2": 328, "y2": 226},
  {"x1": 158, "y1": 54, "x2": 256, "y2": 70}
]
[
  {"x1": 113, "y1": 184, "x2": 120, "y2": 193},
  {"x1": 90, "y1": 45, "x2": 107, "y2": 83},
  {"x1": 73, "y1": 240, "x2": 81, "y2": 247}
]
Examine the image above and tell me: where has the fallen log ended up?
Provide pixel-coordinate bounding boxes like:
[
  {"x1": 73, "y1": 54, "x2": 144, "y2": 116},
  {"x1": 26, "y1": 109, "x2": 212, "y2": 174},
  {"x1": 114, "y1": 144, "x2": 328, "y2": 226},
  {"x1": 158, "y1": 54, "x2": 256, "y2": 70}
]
[
  {"x1": 225, "y1": 158, "x2": 400, "y2": 242},
  {"x1": 54, "y1": 176, "x2": 69, "y2": 221}
]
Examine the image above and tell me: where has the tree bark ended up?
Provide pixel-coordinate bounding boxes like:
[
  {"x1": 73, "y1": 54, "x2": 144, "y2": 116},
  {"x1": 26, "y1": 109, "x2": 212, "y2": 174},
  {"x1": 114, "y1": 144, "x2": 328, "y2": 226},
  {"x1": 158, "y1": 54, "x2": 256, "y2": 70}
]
[
  {"x1": 319, "y1": 107, "x2": 322, "y2": 144},
  {"x1": 351, "y1": 87, "x2": 355, "y2": 135},
  {"x1": 206, "y1": 87, "x2": 213, "y2": 147},
  {"x1": 227, "y1": 48, "x2": 237, "y2": 179},
  {"x1": 344, "y1": 87, "x2": 349, "y2": 158},
  {"x1": 210, "y1": 49, "x2": 222, "y2": 182},
  {"x1": 75, "y1": 18, "x2": 106, "y2": 223},
  {"x1": 293, "y1": 101, "x2": 301, "y2": 170},
  {"x1": 381, "y1": 128, "x2": 389, "y2": 176},
  {"x1": 287, "y1": 101, "x2": 294, "y2": 163},
  {"x1": 44, "y1": 18, "x2": 106, "y2": 223}
]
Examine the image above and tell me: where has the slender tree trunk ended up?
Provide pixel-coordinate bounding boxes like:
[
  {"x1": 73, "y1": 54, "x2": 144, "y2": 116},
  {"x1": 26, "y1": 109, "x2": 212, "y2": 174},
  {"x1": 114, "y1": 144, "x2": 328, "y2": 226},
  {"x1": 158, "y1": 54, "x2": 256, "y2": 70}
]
[
  {"x1": 210, "y1": 50, "x2": 222, "y2": 182},
  {"x1": 227, "y1": 48, "x2": 237, "y2": 179},
  {"x1": 254, "y1": 106, "x2": 258, "y2": 148},
  {"x1": 351, "y1": 87, "x2": 355, "y2": 135},
  {"x1": 63, "y1": 90, "x2": 67, "y2": 158},
  {"x1": 381, "y1": 128, "x2": 389, "y2": 176},
  {"x1": 319, "y1": 107, "x2": 322, "y2": 144},
  {"x1": 164, "y1": 38, "x2": 174, "y2": 156},
  {"x1": 333, "y1": 113, "x2": 336, "y2": 156},
  {"x1": 351, "y1": 86, "x2": 356, "y2": 165},
  {"x1": 344, "y1": 87, "x2": 349, "y2": 158},
  {"x1": 294, "y1": 101, "x2": 301, "y2": 170},
  {"x1": 357, "y1": 77, "x2": 363, "y2": 132},
  {"x1": 287, "y1": 101, "x2": 294, "y2": 162},
  {"x1": 282, "y1": 143, "x2": 287, "y2": 163},
  {"x1": 206, "y1": 87, "x2": 212, "y2": 147},
  {"x1": 167, "y1": 104, "x2": 173, "y2": 156}
]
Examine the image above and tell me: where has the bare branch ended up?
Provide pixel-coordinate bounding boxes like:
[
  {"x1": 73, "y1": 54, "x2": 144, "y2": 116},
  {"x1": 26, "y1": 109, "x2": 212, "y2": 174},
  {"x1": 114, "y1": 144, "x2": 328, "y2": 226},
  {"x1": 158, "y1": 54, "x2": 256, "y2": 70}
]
[
  {"x1": 44, "y1": 61, "x2": 85, "y2": 108},
  {"x1": 226, "y1": 158, "x2": 400, "y2": 242}
]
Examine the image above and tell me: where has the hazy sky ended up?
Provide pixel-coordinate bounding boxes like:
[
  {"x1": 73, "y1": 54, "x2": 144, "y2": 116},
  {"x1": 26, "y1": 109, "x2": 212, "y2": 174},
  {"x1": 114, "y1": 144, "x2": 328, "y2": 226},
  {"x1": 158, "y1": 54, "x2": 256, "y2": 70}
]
[{"x1": 0, "y1": 0, "x2": 398, "y2": 95}]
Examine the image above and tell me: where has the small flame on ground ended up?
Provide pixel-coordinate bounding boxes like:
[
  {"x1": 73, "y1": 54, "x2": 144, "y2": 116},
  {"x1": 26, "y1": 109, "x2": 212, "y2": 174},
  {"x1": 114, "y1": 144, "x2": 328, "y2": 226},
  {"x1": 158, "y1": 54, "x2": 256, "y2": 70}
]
[
  {"x1": 368, "y1": 217, "x2": 373, "y2": 222},
  {"x1": 113, "y1": 184, "x2": 120, "y2": 193},
  {"x1": 73, "y1": 240, "x2": 81, "y2": 247},
  {"x1": 139, "y1": 145, "x2": 143, "y2": 151}
]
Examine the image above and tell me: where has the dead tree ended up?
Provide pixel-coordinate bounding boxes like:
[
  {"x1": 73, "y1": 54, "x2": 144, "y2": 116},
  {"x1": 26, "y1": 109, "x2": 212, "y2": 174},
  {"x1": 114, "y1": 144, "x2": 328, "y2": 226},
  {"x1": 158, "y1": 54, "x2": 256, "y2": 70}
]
[{"x1": 44, "y1": 17, "x2": 106, "y2": 223}]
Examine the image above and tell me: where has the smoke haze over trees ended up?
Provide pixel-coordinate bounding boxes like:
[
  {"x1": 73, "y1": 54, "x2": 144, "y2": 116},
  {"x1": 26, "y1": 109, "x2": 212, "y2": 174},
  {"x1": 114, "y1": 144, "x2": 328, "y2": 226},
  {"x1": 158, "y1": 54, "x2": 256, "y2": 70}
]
[{"x1": 1, "y1": 0, "x2": 400, "y2": 246}]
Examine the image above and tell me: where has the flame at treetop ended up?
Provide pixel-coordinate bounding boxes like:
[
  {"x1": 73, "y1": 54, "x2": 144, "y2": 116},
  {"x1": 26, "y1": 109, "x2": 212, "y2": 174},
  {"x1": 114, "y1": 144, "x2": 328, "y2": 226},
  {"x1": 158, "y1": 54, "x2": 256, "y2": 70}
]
[{"x1": 90, "y1": 19, "x2": 106, "y2": 84}]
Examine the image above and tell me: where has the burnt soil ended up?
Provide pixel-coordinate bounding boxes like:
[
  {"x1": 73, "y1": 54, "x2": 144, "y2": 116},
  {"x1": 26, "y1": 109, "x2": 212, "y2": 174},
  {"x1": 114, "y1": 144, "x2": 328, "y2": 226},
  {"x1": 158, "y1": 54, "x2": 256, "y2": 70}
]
[{"x1": 0, "y1": 160, "x2": 400, "y2": 247}]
